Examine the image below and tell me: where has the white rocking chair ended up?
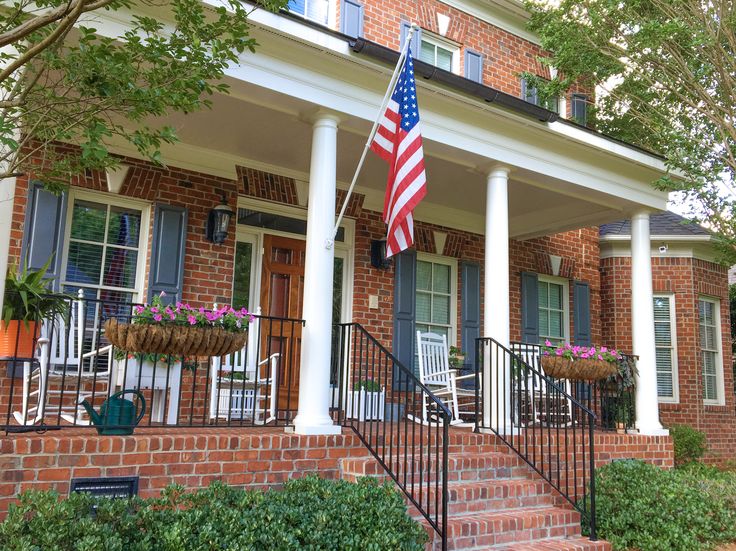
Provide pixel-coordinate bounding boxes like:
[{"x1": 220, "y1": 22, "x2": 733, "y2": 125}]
[
  {"x1": 412, "y1": 331, "x2": 477, "y2": 426},
  {"x1": 209, "y1": 309, "x2": 280, "y2": 424}
]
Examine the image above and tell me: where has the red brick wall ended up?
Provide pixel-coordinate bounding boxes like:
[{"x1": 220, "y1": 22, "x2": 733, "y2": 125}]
[{"x1": 600, "y1": 255, "x2": 735, "y2": 463}]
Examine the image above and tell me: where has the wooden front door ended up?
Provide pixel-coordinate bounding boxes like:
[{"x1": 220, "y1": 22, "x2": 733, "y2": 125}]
[{"x1": 260, "y1": 235, "x2": 305, "y2": 416}]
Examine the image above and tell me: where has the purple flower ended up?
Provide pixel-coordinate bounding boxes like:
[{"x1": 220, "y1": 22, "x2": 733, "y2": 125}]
[
  {"x1": 555, "y1": 349, "x2": 563, "y2": 356},
  {"x1": 545, "y1": 339, "x2": 552, "y2": 347},
  {"x1": 154, "y1": 314, "x2": 163, "y2": 322},
  {"x1": 601, "y1": 346, "x2": 608, "y2": 353},
  {"x1": 581, "y1": 353, "x2": 589, "y2": 359},
  {"x1": 134, "y1": 305, "x2": 144, "y2": 314},
  {"x1": 150, "y1": 307, "x2": 159, "y2": 314},
  {"x1": 187, "y1": 315, "x2": 197, "y2": 325}
]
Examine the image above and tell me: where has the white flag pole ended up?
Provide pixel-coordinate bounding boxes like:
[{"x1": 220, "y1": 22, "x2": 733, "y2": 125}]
[{"x1": 326, "y1": 24, "x2": 418, "y2": 249}]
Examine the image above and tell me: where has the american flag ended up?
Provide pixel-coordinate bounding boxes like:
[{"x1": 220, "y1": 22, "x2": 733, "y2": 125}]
[{"x1": 370, "y1": 47, "x2": 427, "y2": 258}]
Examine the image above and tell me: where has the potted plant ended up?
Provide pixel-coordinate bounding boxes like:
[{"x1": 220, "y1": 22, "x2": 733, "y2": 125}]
[
  {"x1": 345, "y1": 379, "x2": 385, "y2": 422},
  {"x1": 448, "y1": 346, "x2": 466, "y2": 369},
  {"x1": 1, "y1": 259, "x2": 69, "y2": 362},
  {"x1": 104, "y1": 292, "x2": 253, "y2": 357},
  {"x1": 540, "y1": 341, "x2": 621, "y2": 380}
]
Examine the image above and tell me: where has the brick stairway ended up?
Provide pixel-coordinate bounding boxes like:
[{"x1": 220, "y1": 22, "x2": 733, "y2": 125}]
[{"x1": 340, "y1": 429, "x2": 610, "y2": 551}]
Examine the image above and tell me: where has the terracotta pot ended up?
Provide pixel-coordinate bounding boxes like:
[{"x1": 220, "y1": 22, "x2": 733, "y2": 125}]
[
  {"x1": 0, "y1": 320, "x2": 39, "y2": 359},
  {"x1": 616, "y1": 422, "x2": 626, "y2": 435}
]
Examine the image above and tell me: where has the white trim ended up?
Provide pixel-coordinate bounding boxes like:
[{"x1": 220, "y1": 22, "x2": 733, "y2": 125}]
[
  {"x1": 60, "y1": 188, "x2": 151, "y2": 303},
  {"x1": 698, "y1": 296, "x2": 726, "y2": 406},
  {"x1": 416, "y1": 252, "x2": 458, "y2": 347},
  {"x1": 653, "y1": 293, "x2": 679, "y2": 404},
  {"x1": 537, "y1": 274, "x2": 569, "y2": 345}
]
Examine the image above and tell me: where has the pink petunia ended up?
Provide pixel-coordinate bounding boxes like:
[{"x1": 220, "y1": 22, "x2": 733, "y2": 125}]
[
  {"x1": 545, "y1": 340, "x2": 552, "y2": 347},
  {"x1": 187, "y1": 315, "x2": 197, "y2": 325},
  {"x1": 150, "y1": 307, "x2": 159, "y2": 314},
  {"x1": 601, "y1": 346, "x2": 608, "y2": 353},
  {"x1": 556, "y1": 349, "x2": 563, "y2": 356},
  {"x1": 169, "y1": 313, "x2": 176, "y2": 320},
  {"x1": 598, "y1": 354, "x2": 603, "y2": 360},
  {"x1": 134, "y1": 305, "x2": 144, "y2": 314},
  {"x1": 154, "y1": 314, "x2": 163, "y2": 322}
]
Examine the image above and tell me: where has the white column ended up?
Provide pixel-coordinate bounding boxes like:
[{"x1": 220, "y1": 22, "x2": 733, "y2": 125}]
[
  {"x1": 293, "y1": 112, "x2": 342, "y2": 435},
  {"x1": 483, "y1": 166, "x2": 512, "y2": 432},
  {"x1": 630, "y1": 210, "x2": 667, "y2": 435},
  {"x1": 0, "y1": 177, "x2": 16, "y2": 316}
]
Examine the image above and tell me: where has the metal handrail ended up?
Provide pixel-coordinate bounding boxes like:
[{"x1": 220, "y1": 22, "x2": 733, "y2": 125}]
[
  {"x1": 475, "y1": 337, "x2": 597, "y2": 540},
  {"x1": 334, "y1": 322, "x2": 450, "y2": 551}
]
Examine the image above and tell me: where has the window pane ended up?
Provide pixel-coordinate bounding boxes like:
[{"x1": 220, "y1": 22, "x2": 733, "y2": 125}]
[
  {"x1": 66, "y1": 242, "x2": 103, "y2": 284},
  {"x1": 232, "y1": 242, "x2": 252, "y2": 310},
  {"x1": 416, "y1": 292, "x2": 431, "y2": 323},
  {"x1": 103, "y1": 248, "x2": 138, "y2": 289},
  {"x1": 653, "y1": 297, "x2": 670, "y2": 320},
  {"x1": 306, "y1": 0, "x2": 329, "y2": 25},
  {"x1": 70, "y1": 200, "x2": 107, "y2": 242},
  {"x1": 436, "y1": 47, "x2": 453, "y2": 71},
  {"x1": 287, "y1": 0, "x2": 305, "y2": 16},
  {"x1": 654, "y1": 323, "x2": 671, "y2": 346},
  {"x1": 539, "y1": 309, "x2": 549, "y2": 336},
  {"x1": 433, "y1": 263, "x2": 450, "y2": 293},
  {"x1": 548, "y1": 311, "x2": 563, "y2": 338},
  {"x1": 416, "y1": 261, "x2": 432, "y2": 291},
  {"x1": 548, "y1": 283, "x2": 562, "y2": 310},
  {"x1": 432, "y1": 295, "x2": 450, "y2": 325},
  {"x1": 107, "y1": 207, "x2": 141, "y2": 247},
  {"x1": 538, "y1": 281, "x2": 548, "y2": 309},
  {"x1": 419, "y1": 41, "x2": 435, "y2": 65}
]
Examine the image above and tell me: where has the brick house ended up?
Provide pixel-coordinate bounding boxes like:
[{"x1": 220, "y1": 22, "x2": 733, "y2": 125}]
[{"x1": 0, "y1": 0, "x2": 730, "y2": 548}]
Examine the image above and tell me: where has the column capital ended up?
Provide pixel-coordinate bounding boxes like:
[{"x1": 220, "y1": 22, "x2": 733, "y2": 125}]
[
  {"x1": 475, "y1": 163, "x2": 512, "y2": 179},
  {"x1": 300, "y1": 108, "x2": 341, "y2": 127}
]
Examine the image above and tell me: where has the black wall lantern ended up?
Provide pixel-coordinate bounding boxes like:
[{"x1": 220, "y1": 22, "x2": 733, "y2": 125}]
[
  {"x1": 370, "y1": 239, "x2": 391, "y2": 269},
  {"x1": 206, "y1": 194, "x2": 235, "y2": 244}
]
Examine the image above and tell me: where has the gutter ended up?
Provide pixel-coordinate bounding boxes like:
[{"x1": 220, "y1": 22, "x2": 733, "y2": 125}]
[{"x1": 349, "y1": 38, "x2": 559, "y2": 123}]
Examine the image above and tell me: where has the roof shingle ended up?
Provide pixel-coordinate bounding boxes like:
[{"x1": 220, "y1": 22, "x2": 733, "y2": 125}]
[{"x1": 599, "y1": 211, "x2": 710, "y2": 237}]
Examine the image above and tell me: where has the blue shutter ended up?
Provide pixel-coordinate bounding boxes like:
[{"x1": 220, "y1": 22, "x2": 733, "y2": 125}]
[
  {"x1": 393, "y1": 249, "x2": 416, "y2": 387},
  {"x1": 20, "y1": 181, "x2": 67, "y2": 291},
  {"x1": 573, "y1": 281, "x2": 591, "y2": 346},
  {"x1": 461, "y1": 262, "x2": 481, "y2": 372},
  {"x1": 341, "y1": 0, "x2": 363, "y2": 37},
  {"x1": 148, "y1": 204, "x2": 187, "y2": 305},
  {"x1": 464, "y1": 50, "x2": 483, "y2": 83},
  {"x1": 520, "y1": 272, "x2": 539, "y2": 344},
  {"x1": 400, "y1": 21, "x2": 421, "y2": 58}
]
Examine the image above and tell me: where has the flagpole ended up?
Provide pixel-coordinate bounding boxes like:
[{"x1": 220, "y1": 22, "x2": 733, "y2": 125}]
[{"x1": 327, "y1": 24, "x2": 418, "y2": 249}]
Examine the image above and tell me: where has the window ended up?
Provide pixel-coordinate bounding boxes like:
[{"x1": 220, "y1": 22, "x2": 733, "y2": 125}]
[
  {"x1": 287, "y1": 0, "x2": 329, "y2": 25},
  {"x1": 62, "y1": 194, "x2": 148, "y2": 304},
  {"x1": 699, "y1": 297, "x2": 724, "y2": 404},
  {"x1": 415, "y1": 257, "x2": 456, "y2": 343},
  {"x1": 418, "y1": 34, "x2": 459, "y2": 73},
  {"x1": 538, "y1": 277, "x2": 568, "y2": 346},
  {"x1": 521, "y1": 77, "x2": 559, "y2": 113},
  {"x1": 653, "y1": 295, "x2": 678, "y2": 401},
  {"x1": 571, "y1": 94, "x2": 588, "y2": 126}
]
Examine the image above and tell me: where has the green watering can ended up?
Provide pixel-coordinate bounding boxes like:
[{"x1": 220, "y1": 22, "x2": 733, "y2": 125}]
[{"x1": 80, "y1": 390, "x2": 146, "y2": 436}]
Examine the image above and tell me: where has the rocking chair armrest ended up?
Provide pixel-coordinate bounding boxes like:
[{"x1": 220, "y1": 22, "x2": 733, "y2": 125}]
[
  {"x1": 454, "y1": 373, "x2": 478, "y2": 381},
  {"x1": 256, "y1": 353, "x2": 281, "y2": 366},
  {"x1": 81, "y1": 344, "x2": 113, "y2": 360}
]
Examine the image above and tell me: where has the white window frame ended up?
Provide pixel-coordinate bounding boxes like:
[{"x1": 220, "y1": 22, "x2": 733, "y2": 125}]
[
  {"x1": 653, "y1": 293, "x2": 679, "y2": 403},
  {"x1": 234, "y1": 195, "x2": 354, "y2": 324},
  {"x1": 699, "y1": 296, "x2": 725, "y2": 406},
  {"x1": 537, "y1": 275, "x2": 569, "y2": 345},
  {"x1": 286, "y1": 0, "x2": 335, "y2": 28},
  {"x1": 415, "y1": 252, "x2": 458, "y2": 346},
  {"x1": 60, "y1": 188, "x2": 151, "y2": 303},
  {"x1": 418, "y1": 32, "x2": 460, "y2": 74}
]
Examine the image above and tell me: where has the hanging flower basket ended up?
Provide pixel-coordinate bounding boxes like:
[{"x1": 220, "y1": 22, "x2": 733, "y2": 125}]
[
  {"x1": 541, "y1": 356, "x2": 618, "y2": 381},
  {"x1": 104, "y1": 293, "x2": 253, "y2": 357}
]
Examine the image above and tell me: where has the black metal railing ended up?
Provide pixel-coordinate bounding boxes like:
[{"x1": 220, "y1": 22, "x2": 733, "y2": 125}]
[
  {"x1": 333, "y1": 323, "x2": 450, "y2": 551},
  {"x1": 511, "y1": 342, "x2": 637, "y2": 432},
  {"x1": 475, "y1": 337, "x2": 597, "y2": 540},
  {"x1": 1, "y1": 293, "x2": 304, "y2": 432}
]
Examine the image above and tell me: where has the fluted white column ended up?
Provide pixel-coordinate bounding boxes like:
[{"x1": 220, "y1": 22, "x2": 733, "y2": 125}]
[
  {"x1": 0, "y1": 177, "x2": 15, "y2": 316},
  {"x1": 630, "y1": 211, "x2": 667, "y2": 435},
  {"x1": 293, "y1": 112, "x2": 342, "y2": 435},
  {"x1": 484, "y1": 166, "x2": 512, "y2": 432}
]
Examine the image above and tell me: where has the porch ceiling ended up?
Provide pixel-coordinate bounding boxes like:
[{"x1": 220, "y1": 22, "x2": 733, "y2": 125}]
[{"x1": 118, "y1": 80, "x2": 659, "y2": 240}]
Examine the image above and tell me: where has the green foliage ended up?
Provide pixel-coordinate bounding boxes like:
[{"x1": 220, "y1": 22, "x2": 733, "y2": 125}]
[
  {"x1": 353, "y1": 378, "x2": 382, "y2": 392},
  {"x1": 588, "y1": 460, "x2": 736, "y2": 550},
  {"x1": 3, "y1": 258, "x2": 69, "y2": 326},
  {"x1": 525, "y1": 0, "x2": 736, "y2": 264},
  {"x1": 0, "y1": 0, "x2": 288, "y2": 190},
  {"x1": 0, "y1": 477, "x2": 428, "y2": 551},
  {"x1": 670, "y1": 425, "x2": 707, "y2": 466}
]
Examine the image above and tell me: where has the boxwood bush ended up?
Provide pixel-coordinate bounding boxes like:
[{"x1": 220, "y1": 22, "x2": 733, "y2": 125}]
[
  {"x1": 669, "y1": 425, "x2": 707, "y2": 465},
  {"x1": 588, "y1": 460, "x2": 736, "y2": 550},
  {"x1": 0, "y1": 476, "x2": 428, "y2": 551}
]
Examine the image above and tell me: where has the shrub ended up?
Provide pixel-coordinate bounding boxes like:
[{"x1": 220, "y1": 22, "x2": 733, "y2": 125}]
[
  {"x1": 0, "y1": 476, "x2": 428, "y2": 551},
  {"x1": 670, "y1": 424, "x2": 707, "y2": 465},
  {"x1": 588, "y1": 460, "x2": 736, "y2": 550}
]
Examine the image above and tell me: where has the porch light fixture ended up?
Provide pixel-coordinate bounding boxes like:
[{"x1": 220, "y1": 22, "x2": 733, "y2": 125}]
[
  {"x1": 370, "y1": 239, "x2": 391, "y2": 269},
  {"x1": 206, "y1": 194, "x2": 235, "y2": 244}
]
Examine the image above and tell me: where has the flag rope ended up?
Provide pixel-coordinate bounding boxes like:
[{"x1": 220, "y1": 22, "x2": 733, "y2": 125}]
[{"x1": 327, "y1": 24, "x2": 419, "y2": 249}]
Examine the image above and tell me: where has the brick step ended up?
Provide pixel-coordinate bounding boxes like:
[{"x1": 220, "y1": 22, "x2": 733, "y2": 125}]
[
  {"x1": 430, "y1": 479, "x2": 556, "y2": 515},
  {"x1": 340, "y1": 452, "x2": 529, "y2": 483},
  {"x1": 348, "y1": 426, "x2": 505, "y2": 451},
  {"x1": 428, "y1": 507, "x2": 582, "y2": 550},
  {"x1": 499, "y1": 536, "x2": 611, "y2": 550}
]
